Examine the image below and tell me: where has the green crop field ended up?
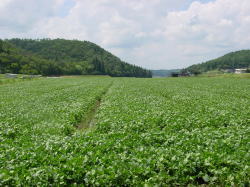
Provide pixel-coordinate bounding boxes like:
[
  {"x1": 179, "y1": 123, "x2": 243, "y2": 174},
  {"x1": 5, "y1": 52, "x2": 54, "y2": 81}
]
[
  {"x1": 0, "y1": 74, "x2": 21, "y2": 85},
  {"x1": 0, "y1": 74, "x2": 41, "y2": 85},
  {"x1": 0, "y1": 77, "x2": 249, "y2": 186}
]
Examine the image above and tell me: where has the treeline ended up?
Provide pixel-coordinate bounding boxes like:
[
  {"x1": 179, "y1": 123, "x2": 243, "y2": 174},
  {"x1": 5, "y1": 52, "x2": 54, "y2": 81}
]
[
  {"x1": 183, "y1": 50, "x2": 250, "y2": 74},
  {"x1": 0, "y1": 39, "x2": 152, "y2": 77}
]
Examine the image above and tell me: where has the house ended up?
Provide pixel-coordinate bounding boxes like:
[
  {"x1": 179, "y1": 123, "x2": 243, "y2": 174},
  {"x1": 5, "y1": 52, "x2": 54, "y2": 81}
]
[
  {"x1": 171, "y1": 72, "x2": 180, "y2": 77},
  {"x1": 179, "y1": 72, "x2": 191, "y2": 77},
  {"x1": 170, "y1": 72, "x2": 190, "y2": 77},
  {"x1": 235, "y1": 69, "x2": 247, "y2": 74},
  {"x1": 222, "y1": 69, "x2": 235, "y2": 73}
]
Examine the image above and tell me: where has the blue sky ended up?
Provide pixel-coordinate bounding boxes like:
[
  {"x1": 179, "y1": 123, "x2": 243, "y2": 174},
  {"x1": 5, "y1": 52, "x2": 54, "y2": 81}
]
[
  {"x1": 1, "y1": 0, "x2": 250, "y2": 69},
  {"x1": 56, "y1": 0, "x2": 75, "y2": 17}
]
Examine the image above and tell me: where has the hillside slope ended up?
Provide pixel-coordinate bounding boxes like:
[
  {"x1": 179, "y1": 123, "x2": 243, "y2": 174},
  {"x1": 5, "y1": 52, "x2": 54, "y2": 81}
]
[
  {"x1": 0, "y1": 40, "x2": 57, "y2": 75},
  {"x1": 0, "y1": 39, "x2": 152, "y2": 77},
  {"x1": 184, "y1": 50, "x2": 250, "y2": 74}
]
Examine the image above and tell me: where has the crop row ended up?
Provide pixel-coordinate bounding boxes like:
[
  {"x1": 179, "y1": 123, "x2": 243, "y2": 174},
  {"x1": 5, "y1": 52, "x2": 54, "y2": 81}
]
[
  {"x1": 0, "y1": 77, "x2": 249, "y2": 185},
  {"x1": 92, "y1": 78, "x2": 250, "y2": 185},
  {"x1": 0, "y1": 77, "x2": 113, "y2": 185}
]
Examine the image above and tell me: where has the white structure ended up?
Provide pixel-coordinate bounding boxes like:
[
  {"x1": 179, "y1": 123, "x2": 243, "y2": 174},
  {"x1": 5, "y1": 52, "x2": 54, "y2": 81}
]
[
  {"x1": 235, "y1": 69, "x2": 247, "y2": 74},
  {"x1": 5, "y1": 73, "x2": 18, "y2": 78}
]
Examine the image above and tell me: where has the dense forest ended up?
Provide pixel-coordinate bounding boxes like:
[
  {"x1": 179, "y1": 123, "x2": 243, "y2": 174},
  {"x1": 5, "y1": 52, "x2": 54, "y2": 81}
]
[
  {"x1": 0, "y1": 39, "x2": 152, "y2": 77},
  {"x1": 183, "y1": 50, "x2": 250, "y2": 74}
]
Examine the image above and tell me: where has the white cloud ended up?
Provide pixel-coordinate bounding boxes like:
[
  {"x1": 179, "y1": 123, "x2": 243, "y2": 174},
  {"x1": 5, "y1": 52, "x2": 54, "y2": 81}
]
[
  {"x1": 0, "y1": 0, "x2": 65, "y2": 34},
  {"x1": 160, "y1": 0, "x2": 250, "y2": 68},
  {"x1": 0, "y1": 0, "x2": 250, "y2": 69}
]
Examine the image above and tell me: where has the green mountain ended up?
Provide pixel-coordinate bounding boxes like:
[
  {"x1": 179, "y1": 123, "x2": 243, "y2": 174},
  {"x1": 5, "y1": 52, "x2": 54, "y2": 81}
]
[
  {"x1": 151, "y1": 69, "x2": 180, "y2": 77},
  {"x1": 0, "y1": 38, "x2": 152, "y2": 77},
  {"x1": 184, "y1": 50, "x2": 250, "y2": 74}
]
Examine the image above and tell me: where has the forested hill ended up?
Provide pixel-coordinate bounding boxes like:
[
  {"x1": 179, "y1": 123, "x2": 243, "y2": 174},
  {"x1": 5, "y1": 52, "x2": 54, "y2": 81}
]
[
  {"x1": 0, "y1": 38, "x2": 152, "y2": 77},
  {"x1": 184, "y1": 50, "x2": 250, "y2": 74}
]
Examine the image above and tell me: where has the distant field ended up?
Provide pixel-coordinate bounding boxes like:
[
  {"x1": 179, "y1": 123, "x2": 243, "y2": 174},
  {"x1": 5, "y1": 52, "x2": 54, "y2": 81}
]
[
  {"x1": 199, "y1": 72, "x2": 250, "y2": 78},
  {"x1": 0, "y1": 77, "x2": 249, "y2": 186},
  {"x1": 0, "y1": 74, "x2": 19, "y2": 84},
  {"x1": 0, "y1": 74, "x2": 41, "y2": 85}
]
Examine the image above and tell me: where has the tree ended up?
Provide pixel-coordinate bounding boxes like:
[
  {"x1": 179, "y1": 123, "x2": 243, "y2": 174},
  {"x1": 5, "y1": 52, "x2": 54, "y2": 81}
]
[
  {"x1": 0, "y1": 40, "x2": 3, "y2": 53},
  {"x1": 3, "y1": 38, "x2": 152, "y2": 77}
]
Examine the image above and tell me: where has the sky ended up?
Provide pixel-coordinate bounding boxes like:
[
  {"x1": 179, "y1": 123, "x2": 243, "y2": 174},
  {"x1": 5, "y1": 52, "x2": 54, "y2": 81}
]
[{"x1": 1, "y1": 0, "x2": 250, "y2": 69}]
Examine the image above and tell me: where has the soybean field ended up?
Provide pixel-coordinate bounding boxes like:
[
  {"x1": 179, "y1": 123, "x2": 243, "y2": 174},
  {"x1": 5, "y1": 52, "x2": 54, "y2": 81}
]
[{"x1": 0, "y1": 77, "x2": 249, "y2": 186}]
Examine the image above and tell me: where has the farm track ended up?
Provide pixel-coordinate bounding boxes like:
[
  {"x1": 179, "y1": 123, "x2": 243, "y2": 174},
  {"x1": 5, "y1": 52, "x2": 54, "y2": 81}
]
[{"x1": 77, "y1": 81, "x2": 114, "y2": 130}]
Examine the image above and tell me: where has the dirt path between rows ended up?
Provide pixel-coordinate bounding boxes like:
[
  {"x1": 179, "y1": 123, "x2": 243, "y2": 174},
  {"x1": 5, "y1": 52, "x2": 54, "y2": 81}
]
[{"x1": 77, "y1": 81, "x2": 114, "y2": 130}]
